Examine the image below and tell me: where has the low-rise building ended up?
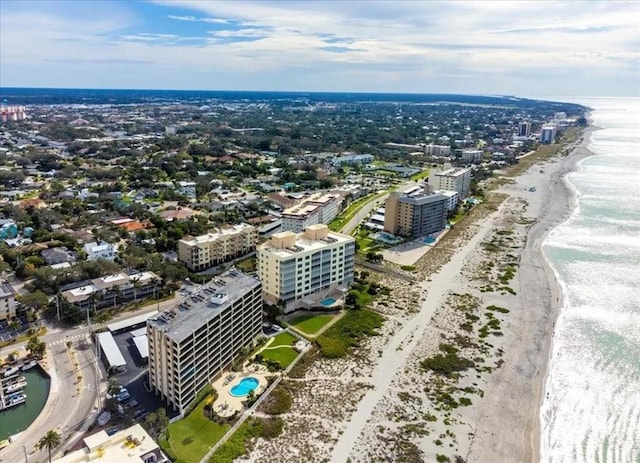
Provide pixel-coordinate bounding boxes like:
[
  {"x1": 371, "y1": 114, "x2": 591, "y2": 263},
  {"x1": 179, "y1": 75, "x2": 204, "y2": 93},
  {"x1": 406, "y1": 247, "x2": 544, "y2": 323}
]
[
  {"x1": 0, "y1": 280, "x2": 16, "y2": 320},
  {"x1": 147, "y1": 270, "x2": 262, "y2": 413},
  {"x1": 330, "y1": 153, "x2": 374, "y2": 166},
  {"x1": 83, "y1": 240, "x2": 116, "y2": 261},
  {"x1": 384, "y1": 190, "x2": 448, "y2": 239},
  {"x1": 425, "y1": 144, "x2": 451, "y2": 156},
  {"x1": 177, "y1": 224, "x2": 257, "y2": 271},
  {"x1": 281, "y1": 193, "x2": 340, "y2": 233},
  {"x1": 257, "y1": 224, "x2": 355, "y2": 311},
  {"x1": 61, "y1": 271, "x2": 159, "y2": 311},
  {"x1": 460, "y1": 149, "x2": 484, "y2": 163},
  {"x1": 429, "y1": 167, "x2": 472, "y2": 199},
  {"x1": 434, "y1": 190, "x2": 460, "y2": 212},
  {"x1": 41, "y1": 246, "x2": 77, "y2": 266},
  {"x1": 53, "y1": 423, "x2": 168, "y2": 463}
]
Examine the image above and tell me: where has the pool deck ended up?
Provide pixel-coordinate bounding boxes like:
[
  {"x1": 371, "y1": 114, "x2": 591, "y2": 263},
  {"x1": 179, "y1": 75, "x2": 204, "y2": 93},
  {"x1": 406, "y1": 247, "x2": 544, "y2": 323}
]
[{"x1": 211, "y1": 364, "x2": 271, "y2": 417}]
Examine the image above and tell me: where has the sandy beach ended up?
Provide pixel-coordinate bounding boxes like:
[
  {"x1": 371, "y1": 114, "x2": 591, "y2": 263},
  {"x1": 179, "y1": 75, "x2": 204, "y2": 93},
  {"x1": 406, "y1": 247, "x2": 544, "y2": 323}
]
[{"x1": 243, "y1": 127, "x2": 596, "y2": 463}]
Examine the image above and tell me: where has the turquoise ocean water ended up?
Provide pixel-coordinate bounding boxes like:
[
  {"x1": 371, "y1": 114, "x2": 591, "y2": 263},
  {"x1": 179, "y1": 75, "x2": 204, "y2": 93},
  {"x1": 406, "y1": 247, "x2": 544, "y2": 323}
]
[{"x1": 540, "y1": 98, "x2": 640, "y2": 463}]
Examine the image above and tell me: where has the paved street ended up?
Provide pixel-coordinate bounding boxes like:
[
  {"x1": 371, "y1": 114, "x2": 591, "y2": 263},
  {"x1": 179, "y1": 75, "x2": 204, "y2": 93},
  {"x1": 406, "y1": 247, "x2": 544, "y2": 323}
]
[{"x1": 0, "y1": 294, "x2": 180, "y2": 462}]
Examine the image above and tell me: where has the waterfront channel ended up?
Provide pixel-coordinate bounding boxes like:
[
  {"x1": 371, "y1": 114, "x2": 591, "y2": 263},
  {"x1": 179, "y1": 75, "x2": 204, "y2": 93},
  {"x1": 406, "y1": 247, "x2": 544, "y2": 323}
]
[{"x1": 0, "y1": 366, "x2": 50, "y2": 441}]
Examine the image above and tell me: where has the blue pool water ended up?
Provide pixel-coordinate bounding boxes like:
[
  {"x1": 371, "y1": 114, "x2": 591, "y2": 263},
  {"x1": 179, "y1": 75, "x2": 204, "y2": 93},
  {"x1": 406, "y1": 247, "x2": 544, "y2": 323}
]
[
  {"x1": 229, "y1": 377, "x2": 259, "y2": 397},
  {"x1": 320, "y1": 298, "x2": 336, "y2": 307}
]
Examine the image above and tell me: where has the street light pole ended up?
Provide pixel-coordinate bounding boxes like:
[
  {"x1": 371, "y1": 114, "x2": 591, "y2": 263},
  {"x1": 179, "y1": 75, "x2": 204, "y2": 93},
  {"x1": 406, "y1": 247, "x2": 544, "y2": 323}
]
[{"x1": 22, "y1": 445, "x2": 28, "y2": 463}]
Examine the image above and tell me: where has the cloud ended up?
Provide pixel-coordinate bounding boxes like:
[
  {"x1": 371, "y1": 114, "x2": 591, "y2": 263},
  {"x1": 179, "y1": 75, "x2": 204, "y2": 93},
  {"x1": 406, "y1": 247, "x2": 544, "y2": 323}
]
[
  {"x1": 168, "y1": 14, "x2": 229, "y2": 24},
  {"x1": 1, "y1": 0, "x2": 638, "y2": 96}
]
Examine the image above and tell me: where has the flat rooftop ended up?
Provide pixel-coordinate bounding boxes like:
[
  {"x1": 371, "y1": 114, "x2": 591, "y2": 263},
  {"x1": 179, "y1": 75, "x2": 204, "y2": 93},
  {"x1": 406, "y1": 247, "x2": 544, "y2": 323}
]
[
  {"x1": 179, "y1": 223, "x2": 255, "y2": 245},
  {"x1": 147, "y1": 270, "x2": 260, "y2": 343},
  {"x1": 434, "y1": 167, "x2": 472, "y2": 177},
  {"x1": 259, "y1": 230, "x2": 353, "y2": 259}
]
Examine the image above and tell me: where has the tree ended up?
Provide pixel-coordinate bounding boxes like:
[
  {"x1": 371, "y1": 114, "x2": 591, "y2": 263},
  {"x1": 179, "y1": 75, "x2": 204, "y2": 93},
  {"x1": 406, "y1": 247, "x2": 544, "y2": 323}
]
[
  {"x1": 27, "y1": 336, "x2": 47, "y2": 359},
  {"x1": 17, "y1": 291, "x2": 50, "y2": 313},
  {"x1": 36, "y1": 429, "x2": 61, "y2": 463}
]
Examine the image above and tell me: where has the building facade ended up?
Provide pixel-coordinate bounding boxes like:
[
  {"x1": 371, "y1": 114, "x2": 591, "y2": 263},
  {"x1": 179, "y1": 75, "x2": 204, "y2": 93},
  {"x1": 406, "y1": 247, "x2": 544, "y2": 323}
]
[
  {"x1": 429, "y1": 167, "x2": 472, "y2": 199},
  {"x1": 518, "y1": 121, "x2": 532, "y2": 137},
  {"x1": 60, "y1": 271, "x2": 159, "y2": 311},
  {"x1": 540, "y1": 126, "x2": 557, "y2": 144},
  {"x1": 256, "y1": 224, "x2": 355, "y2": 309},
  {"x1": 281, "y1": 193, "x2": 340, "y2": 233},
  {"x1": 330, "y1": 153, "x2": 374, "y2": 166},
  {"x1": 147, "y1": 270, "x2": 262, "y2": 413},
  {"x1": 0, "y1": 280, "x2": 16, "y2": 320},
  {"x1": 425, "y1": 144, "x2": 451, "y2": 156},
  {"x1": 460, "y1": 149, "x2": 484, "y2": 163},
  {"x1": 384, "y1": 191, "x2": 448, "y2": 239},
  {"x1": 177, "y1": 224, "x2": 257, "y2": 271}
]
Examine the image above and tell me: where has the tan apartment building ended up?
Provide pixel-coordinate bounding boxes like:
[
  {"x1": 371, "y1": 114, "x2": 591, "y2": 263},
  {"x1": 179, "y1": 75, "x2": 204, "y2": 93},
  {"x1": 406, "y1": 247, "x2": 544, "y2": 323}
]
[
  {"x1": 0, "y1": 280, "x2": 16, "y2": 320},
  {"x1": 429, "y1": 167, "x2": 472, "y2": 199},
  {"x1": 147, "y1": 270, "x2": 262, "y2": 413},
  {"x1": 177, "y1": 223, "x2": 257, "y2": 271},
  {"x1": 281, "y1": 193, "x2": 340, "y2": 233},
  {"x1": 256, "y1": 224, "x2": 355, "y2": 312}
]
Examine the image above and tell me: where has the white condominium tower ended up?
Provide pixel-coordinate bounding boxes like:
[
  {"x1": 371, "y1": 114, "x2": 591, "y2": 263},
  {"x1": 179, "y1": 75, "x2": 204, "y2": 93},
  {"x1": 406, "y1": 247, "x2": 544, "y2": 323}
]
[{"x1": 147, "y1": 269, "x2": 262, "y2": 413}]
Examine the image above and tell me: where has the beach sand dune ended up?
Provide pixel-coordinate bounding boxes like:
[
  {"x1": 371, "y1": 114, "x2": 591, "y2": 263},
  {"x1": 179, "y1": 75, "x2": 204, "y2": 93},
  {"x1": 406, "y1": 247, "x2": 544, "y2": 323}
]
[{"x1": 245, "y1": 128, "x2": 596, "y2": 463}]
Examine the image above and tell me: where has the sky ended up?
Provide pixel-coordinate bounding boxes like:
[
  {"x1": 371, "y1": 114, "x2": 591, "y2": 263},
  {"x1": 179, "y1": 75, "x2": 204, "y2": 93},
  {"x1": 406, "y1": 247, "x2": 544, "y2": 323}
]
[{"x1": 1, "y1": 0, "x2": 639, "y2": 97}]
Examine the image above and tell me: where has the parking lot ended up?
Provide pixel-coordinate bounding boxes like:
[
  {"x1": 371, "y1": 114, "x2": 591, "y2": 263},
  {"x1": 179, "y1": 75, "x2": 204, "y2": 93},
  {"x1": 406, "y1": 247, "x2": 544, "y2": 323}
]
[{"x1": 97, "y1": 325, "x2": 179, "y2": 421}]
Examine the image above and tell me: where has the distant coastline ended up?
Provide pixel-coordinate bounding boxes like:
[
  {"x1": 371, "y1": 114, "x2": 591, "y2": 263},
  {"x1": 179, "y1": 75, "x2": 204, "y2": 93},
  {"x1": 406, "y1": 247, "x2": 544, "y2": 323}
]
[{"x1": 0, "y1": 87, "x2": 588, "y2": 109}]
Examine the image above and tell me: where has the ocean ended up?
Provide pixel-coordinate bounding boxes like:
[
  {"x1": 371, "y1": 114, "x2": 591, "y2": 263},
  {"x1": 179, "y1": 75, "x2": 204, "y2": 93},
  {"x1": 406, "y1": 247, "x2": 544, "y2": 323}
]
[{"x1": 541, "y1": 98, "x2": 640, "y2": 463}]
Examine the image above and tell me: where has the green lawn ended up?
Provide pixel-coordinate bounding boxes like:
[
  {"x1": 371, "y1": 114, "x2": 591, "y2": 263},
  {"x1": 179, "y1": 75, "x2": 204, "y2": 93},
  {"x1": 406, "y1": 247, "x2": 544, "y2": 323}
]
[
  {"x1": 411, "y1": 168, "x2": 430, "y2": 181},
  {"x1": 165, "y1": 399, "x2": 230, "y2": 463},
  {"x1": 269, "y1": 331, "x2": 297, "y2": 347},
  {"x1": 289, "y1": 314, "x2": 335, "y2": 335},
  {"x1": 261, "y1": 346, "x2": 299, "y2": 368}
]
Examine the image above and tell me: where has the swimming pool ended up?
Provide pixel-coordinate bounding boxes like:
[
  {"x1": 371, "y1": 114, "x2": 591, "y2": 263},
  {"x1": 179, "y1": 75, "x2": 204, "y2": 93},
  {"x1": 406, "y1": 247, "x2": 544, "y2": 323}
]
[
  {"x1": 320, "y1": 297, "x2": 336, "y2": 307},
  {"x1": 229, "y1": 377, "x2": 259, "y2": 397}
]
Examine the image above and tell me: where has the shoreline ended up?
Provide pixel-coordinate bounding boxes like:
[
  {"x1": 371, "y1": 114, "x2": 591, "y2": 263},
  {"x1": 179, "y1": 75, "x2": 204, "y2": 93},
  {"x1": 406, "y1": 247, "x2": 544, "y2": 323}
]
[
  {"x1": 241, "y1": 125, "x2": 599, "y2": 463},
  {"x1": 535, "y1": 125, "x2": 600, "y2": 461}
]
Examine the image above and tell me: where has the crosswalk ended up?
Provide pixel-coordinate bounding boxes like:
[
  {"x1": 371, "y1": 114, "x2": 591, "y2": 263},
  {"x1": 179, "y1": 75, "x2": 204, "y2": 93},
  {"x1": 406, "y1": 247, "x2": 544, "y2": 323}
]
[{"x1": 47, "y1": 334, "x2": 87, "y2": 346}]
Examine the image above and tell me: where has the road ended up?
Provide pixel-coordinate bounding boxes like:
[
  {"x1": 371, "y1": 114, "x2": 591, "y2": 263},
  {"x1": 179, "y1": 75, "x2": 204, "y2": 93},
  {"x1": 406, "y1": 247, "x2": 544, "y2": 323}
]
[
  {"x1": 0, "y1": 293, "x2": 180, "y2": 462},
  {"x1": 339, "y1": 180, "x2": 417, "y2": 236}
]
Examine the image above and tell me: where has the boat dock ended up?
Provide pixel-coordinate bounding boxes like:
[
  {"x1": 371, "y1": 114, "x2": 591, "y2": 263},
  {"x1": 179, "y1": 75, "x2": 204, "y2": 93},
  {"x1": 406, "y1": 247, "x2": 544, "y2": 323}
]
[{"x1": 0, "y1": 362, "x2": 33, "y2": 411}]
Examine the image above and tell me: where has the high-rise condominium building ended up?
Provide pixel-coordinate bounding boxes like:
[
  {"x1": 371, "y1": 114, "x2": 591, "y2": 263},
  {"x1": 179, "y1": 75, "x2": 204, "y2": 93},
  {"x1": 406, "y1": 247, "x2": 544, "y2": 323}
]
[
  {"x1": 177, "y1": 224, "x2": 257, "y2": 271},
  {"x1": 384, "y1": 191, "x2": 448, "y2": 239},
  {"x1": 540, "y1": 126, "x2": 557, "y2": 144},
  {"x1": 429, "y1": 167, "x2": 472, "y2": 199},
  {"x1": 281, "y1": 193, "x2": 340, "y2": 233},
  {"x1": 518, "y1": 121, "x2": 532, "y2": 137},
  {"x1": 147, "y1": 269, "x2": 262, "y2": 413},
  {"x1": 256, "y1": 224, "x2": 355, "y2": 310}
]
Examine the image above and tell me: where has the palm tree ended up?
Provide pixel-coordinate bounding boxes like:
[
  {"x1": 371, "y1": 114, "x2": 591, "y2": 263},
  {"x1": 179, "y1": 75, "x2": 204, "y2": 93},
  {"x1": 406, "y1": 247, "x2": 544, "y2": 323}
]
[{"x1": 36, "y1": 429, "x2": 61, "y2": 463}]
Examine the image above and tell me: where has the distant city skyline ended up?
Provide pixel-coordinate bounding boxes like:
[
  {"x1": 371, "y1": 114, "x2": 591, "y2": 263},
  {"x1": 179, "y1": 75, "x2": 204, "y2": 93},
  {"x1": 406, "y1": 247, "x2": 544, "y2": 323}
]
[{"x1": 1, "y1": 0, "x2": 639, "y2": 97}]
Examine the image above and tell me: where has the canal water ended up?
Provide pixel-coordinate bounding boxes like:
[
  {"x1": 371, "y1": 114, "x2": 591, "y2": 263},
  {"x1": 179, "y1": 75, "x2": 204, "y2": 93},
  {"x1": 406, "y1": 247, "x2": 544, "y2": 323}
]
[{"x1": 0, "y1": 367, "x2": 51, "y2": 440}]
